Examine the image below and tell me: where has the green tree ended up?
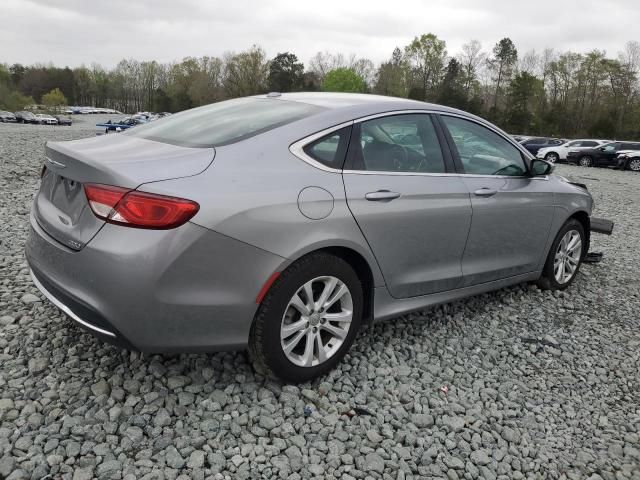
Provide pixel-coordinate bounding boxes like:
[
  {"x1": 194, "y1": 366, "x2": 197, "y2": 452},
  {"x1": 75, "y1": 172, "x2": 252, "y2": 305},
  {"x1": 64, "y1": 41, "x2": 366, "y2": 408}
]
[
  {"x1": 404, "y1": 33, "x2": 447, "y2": 100},
  {"x1": 438, "y1": 58, "x2": 467, "y2": 109},
  {"x1": 42, "y1": 87, "x2": 67, "y2": 109},
  {"x1": 505, "y1": 72, "x2": 543, "y2": 133},
  {"x1": 488, "y1": 38, "x2": 518, "y2": 114},
  {"x1": 268, "y1": 52, "x2": 304, "y2": 92},
  {"x1": 321, "y1": 68, "x2": 366, "y2": 93},
  {"x1": 223, "y1": 45, "x2": 269, "y2": 98},
  {"x1": 374, "y1": 48, "x2": 409, "y2": 97}
]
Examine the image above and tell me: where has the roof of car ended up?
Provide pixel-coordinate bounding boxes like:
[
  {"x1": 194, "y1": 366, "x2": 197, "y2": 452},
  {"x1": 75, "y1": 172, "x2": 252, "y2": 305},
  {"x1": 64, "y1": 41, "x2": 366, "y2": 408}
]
[{"x1": 255, "y1": 92, "x2": 459, "y2": 113}]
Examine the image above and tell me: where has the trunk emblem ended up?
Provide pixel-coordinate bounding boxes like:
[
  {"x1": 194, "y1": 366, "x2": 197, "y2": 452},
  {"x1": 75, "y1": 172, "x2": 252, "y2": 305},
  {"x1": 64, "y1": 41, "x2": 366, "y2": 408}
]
[{"x1": 45, "y1": 157, "x2": 66, "y2": 168}]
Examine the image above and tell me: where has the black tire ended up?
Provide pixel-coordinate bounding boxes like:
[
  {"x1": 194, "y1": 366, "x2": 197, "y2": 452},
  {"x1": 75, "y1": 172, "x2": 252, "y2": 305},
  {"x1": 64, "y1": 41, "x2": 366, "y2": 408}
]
[
  {"x1": 537, "y1": 218, "x2": 586, "y2": 291},
  {"x1": 578, "y1": 156, "x2": 593, "y2": 167},
  {"x1": 249, "y1": 252, "x2": 363, "y2": 383},
  {"x1": 545, "y1": 152, "x2": 559, "y2": 163}
]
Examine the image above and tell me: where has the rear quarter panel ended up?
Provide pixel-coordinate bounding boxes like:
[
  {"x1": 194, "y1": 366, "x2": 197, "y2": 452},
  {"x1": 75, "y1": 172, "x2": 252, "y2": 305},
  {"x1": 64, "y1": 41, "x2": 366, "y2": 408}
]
[{"x1": 138, "y1": 122, "x2": 386, "y2": 287}]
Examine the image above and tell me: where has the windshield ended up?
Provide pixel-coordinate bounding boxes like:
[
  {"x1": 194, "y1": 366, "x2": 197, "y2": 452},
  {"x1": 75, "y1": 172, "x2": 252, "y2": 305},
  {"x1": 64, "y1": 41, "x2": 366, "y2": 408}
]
[{"x1": 126, "y1": 97, "x2": 325, "y2": 148}]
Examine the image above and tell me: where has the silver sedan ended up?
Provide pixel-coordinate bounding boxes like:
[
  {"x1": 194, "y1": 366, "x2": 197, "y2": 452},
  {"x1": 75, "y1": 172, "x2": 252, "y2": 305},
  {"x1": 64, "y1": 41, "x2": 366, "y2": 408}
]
[{"x1": 26, "y1": 93, "x2": 596, "y2": 381}]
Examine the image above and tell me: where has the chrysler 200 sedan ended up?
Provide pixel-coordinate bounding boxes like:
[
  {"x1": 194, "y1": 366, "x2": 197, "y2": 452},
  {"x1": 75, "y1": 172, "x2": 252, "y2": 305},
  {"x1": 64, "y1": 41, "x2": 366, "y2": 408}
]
[{"x1": 26, "y1": 93, "x2": 597, "y2": 382}]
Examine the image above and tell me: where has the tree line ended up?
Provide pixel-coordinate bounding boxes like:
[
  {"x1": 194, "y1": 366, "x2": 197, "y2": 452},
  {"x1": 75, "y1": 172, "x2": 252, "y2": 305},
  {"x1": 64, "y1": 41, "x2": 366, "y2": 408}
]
[{"x1": 1, "y1": 35, "x2": 639, "y2": 139}]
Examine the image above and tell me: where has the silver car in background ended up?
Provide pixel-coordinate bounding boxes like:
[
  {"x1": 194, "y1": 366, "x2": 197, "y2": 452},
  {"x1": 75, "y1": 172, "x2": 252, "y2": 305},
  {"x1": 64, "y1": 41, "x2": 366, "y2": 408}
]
[{"x1": 26, "y1": 93, "x2": 596, "y2": 381}]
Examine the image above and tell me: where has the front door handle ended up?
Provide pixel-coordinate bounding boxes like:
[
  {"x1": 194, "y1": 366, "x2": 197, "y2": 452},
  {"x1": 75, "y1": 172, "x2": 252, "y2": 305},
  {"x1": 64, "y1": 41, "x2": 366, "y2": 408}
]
[
  {"x1": 365, "y1": 190, "x2": 401, "y2": 201},
  {"x1": 473, "y1": 188, "x2": 497, "y2": 197}
]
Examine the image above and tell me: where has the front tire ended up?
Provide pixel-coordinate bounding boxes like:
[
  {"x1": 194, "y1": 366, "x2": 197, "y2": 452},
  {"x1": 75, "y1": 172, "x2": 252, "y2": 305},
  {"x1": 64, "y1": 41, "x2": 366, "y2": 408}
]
[
  {"x1": 249, "y1": 253, "x2": 363, "y2": 383},
  {"x1": 628, "y1": 158, "x2": 640, "y2": 172},
  {"x1": 537, "y1": 219, "x2": 585, "y2": 290},
  {"x1": 578, "y1": 156, "x2": 593, "y2": 167}
]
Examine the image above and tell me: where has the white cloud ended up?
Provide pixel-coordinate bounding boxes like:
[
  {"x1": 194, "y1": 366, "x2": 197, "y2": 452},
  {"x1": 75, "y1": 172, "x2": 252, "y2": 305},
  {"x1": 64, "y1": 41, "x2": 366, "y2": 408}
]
[{"x1": 0, "y1": 0, "x2": 636, "y2": 67}]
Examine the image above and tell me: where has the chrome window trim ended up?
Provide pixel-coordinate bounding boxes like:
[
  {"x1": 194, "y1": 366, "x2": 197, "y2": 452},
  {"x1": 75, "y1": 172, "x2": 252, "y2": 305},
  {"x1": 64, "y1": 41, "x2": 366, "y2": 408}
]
[
  {"x1": 30, "y1": 270, "x2": 117, "y2": 338},
  {"x1": 289, "y1": 121, "x2": 353, "y2": 173},
  {"x1": 289, "y1": 109, "x2": 544, "y2": 179}
]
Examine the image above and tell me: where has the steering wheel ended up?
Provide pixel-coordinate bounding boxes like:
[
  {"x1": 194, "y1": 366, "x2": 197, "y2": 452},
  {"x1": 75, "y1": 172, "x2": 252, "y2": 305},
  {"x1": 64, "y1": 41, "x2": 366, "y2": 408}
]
[{"x1": 389, "y1": 144, "x2": 409, "y2": 170}]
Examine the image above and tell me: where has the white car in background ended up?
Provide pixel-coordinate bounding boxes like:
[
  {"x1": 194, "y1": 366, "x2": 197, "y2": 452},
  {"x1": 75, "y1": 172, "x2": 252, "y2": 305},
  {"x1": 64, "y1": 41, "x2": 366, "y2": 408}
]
[
  {"x1": 615, "y1": 150, "x2": 640, "y2": 171},
  {"x1": 536, "y1": 139, "x2": 609, "y2": 163},
  {"x1": 35, "y1": 114, "x2": 58, "y2": 125}
]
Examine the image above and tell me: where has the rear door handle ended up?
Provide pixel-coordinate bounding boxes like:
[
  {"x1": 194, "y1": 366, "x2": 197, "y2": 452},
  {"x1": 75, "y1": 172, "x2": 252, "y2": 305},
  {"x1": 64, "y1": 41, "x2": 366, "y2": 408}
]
[
  {"x1": 365, "y1": 190, "x2": 401, "y2": 201},
  {"x1": 473, "y1": 188, "x2": 497, "y2": 197}
]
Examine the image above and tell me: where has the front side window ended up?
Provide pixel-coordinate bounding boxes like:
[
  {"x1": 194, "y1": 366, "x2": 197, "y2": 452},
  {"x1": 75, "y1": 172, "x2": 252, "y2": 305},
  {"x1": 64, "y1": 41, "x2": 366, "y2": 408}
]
[
  {"x1": 441, "y1": 115, "x2": 527, "y2": 176},
  {"x1": 127, "y1": 98, "x2": 324, "y2": 148},
  {"x1": 348, "y1": 114, "x2": 445, "y2": 173},
  {"x1": 303, "y1": 126, "x2": 351, "y2": 169},
  {"x1": 566, "y1": 141, "x2": 581, "y2": 147}
]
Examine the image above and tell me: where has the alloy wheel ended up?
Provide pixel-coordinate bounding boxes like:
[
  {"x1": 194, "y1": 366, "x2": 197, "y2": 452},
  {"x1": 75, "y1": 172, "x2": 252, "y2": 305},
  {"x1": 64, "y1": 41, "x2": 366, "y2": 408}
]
[
  {"x1": 280, "y1": 276, "x2": 353, "y2": 367},
  {"x1": 554, "y1": 230, "x2": 582, "y2": 284},
  {"x1": 629, "y1": 158, "x2": 640, "y2": 171},
  {"x1": 579, "y1": 156, "x2": 592, "y2": 167},
  {"x1": 546, "y1": 153, "x2": 559, "y2": 163}
]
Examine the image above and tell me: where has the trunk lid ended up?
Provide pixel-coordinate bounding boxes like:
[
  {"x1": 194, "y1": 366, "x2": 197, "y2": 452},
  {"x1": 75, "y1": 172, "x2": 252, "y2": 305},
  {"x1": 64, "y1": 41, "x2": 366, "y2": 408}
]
[{"x1": 34, "y1": 134, "x2": 214, "y2": 250}]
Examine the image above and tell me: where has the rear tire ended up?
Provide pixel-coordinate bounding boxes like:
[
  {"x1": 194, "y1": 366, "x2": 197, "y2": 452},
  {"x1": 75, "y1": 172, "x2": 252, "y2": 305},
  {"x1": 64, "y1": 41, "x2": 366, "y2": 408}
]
[
  {"x1": 249, "y1": 252, "x2": 363, "y2": 383},
  {"x1": 537, "y1": 219, "x2": 585, "y2": 291},
  {"x1": 545, "y1": 152, "x2": 559, "y2": 163},
  {"x1": 578, "y1": 156, "x2": 593, "y2": 167}
]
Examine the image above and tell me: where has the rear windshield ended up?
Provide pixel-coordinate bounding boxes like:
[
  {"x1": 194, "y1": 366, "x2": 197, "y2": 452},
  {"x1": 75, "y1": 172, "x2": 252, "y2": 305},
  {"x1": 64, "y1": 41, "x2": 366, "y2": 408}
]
[{"x1": 125, "y1": 97, "x2": 324, "y2": 148}]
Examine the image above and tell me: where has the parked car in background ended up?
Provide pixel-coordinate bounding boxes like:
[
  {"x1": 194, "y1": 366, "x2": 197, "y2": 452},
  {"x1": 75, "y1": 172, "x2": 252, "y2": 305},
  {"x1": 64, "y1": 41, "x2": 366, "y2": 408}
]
[
  {"x1": 15, "y1": 111, "x2": 38, "y2": 124},
  {"x1": 615, "y1": 150, "x2": 640, "y2": 171},
  {"x1": 54, "y1": 116, "x2": 73, "y2": 126},
  {"x1": 519, "y1": 137, "x2": 564, "y2": 156},
  {"x1": 567, "y1": 141, "x2": 640, "y2": 167},
  {"x1": 26, "y1": 92, "x2": 605, "y2": 381},
  {"x1": 536, "y1": 139, "x2": 609, "y2": 163},
  {"x1": 0, "y1": 111, "x2": 17, "y2": 122},
  {"x1": 97, "y1": 116, "x2": 146, "y2": 134},
  {"x1": 35, "y1": 114, "x2": 58, "y2": 125}
]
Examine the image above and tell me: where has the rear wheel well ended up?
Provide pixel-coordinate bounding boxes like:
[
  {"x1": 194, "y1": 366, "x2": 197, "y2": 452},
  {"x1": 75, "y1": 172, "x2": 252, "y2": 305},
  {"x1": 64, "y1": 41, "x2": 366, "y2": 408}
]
[
  {"x1": 313, "y1": 247, "x2": 375, "y2": 324},
  {"x1": 569, "y1": 211, "x2": 590, "y2": 255}
]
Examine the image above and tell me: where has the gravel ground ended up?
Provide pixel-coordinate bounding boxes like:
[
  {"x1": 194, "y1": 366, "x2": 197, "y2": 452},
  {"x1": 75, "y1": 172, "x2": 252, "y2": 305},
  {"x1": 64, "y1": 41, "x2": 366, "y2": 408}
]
[{"x1": 0, "y1": 119, "x2": 639, "y2": 480}]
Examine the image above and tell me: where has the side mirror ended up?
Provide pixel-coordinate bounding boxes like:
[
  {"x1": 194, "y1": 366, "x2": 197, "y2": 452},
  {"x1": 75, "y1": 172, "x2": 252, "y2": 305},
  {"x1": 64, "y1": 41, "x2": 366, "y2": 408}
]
[{"x1": 530, "y1": 158, "x2": 554, "y2": 176}]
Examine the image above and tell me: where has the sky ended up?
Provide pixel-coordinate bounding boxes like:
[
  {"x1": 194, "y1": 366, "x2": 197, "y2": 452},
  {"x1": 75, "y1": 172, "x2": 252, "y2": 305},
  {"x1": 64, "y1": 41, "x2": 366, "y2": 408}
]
[{"x1": 0, "y1": 0, "x2": 637, "y2": 68}]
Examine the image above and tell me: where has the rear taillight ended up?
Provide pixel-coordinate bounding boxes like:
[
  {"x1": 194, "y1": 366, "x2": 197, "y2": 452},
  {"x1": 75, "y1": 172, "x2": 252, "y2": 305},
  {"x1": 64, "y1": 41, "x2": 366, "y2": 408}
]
[{"x1": 84, "y1": 183, "x2": 199, "y2": 229}]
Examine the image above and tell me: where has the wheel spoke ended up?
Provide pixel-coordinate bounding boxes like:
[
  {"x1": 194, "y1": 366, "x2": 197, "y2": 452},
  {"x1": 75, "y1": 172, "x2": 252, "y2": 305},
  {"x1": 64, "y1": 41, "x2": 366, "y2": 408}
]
[
  {"x1": 567, "y1": 234, "x2": 580, "y2": 252},
  {"x1": 289, "y1": 293, "x2": 311, "y2": 316},
  {"x1": 283, "y1": 329, "x2": 306, "y2": 354},
  {"x1": 322, "y1": 310, "x2": 353, "y2": 323},
  {"x1": 281, "y1": 318, "x2": 308, "y2": 339},
  {"x1": 302, "y1": 281, "x2": 315, "y2": 310},
  {"x1": 302, "y1": 330, "x2": 315, "y2": 366},
  {"x1": 321, "y1": 322, "x2": 348, "y2": 340},
  {"x1": 323, "y1": 283, "x2": 348, "y2": 310},
  {"x1": 315, "y1": 333, "x2": 327, "y2": 363},
  {"x1": 315, "y1": 277, "x2": 338, "y2": 311}
]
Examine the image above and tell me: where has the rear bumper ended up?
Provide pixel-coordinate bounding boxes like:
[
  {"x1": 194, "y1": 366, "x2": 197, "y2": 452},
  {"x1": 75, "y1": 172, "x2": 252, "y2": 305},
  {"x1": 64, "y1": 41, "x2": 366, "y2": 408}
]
[{"x1": 25, "y1": 213, "x2": 286, "y2": 352}]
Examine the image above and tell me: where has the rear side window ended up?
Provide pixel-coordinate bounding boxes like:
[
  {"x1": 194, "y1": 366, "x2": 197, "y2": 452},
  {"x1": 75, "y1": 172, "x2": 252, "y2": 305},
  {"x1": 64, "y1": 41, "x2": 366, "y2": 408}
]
[
  {"x1": 303, "y1": 126, "x2": 351, "y2": 169},
  {"x1": 126, "y1": 98, "x2": 324, "y2": 148},
  {"x1": 582, "y1": 141, "x2": 597, "y2": 147}
]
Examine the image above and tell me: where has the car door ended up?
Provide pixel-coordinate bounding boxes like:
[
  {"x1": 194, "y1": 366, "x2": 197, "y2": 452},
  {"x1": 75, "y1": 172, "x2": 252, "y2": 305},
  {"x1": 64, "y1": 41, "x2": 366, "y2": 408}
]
[
  {"x1": 595, "y1": 142, "x2": 620, "y2": 166},
  {"x1": 438, "y1": 114, "x2": 555, "y2": 286},
  {"x1": 342, "y1": 113, "x2": 472, "y2": 298}
]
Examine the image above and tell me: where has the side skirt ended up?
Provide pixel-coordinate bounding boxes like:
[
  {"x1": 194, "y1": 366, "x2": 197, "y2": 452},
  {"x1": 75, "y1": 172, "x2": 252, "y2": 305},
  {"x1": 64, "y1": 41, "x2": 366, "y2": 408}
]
[{"x1": 372, "y1": 271, "x2": 541, "y2": 322}]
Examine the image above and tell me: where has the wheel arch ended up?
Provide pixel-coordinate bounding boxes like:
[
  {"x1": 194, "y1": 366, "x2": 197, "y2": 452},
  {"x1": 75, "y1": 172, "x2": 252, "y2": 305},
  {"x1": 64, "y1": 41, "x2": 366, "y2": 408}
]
[
  {"x1": 568, "y1": 210, "x2": 591, "y2": 256},
  {"x1": 270, "y1": 244, "x2": 379, "y2": 325}
]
